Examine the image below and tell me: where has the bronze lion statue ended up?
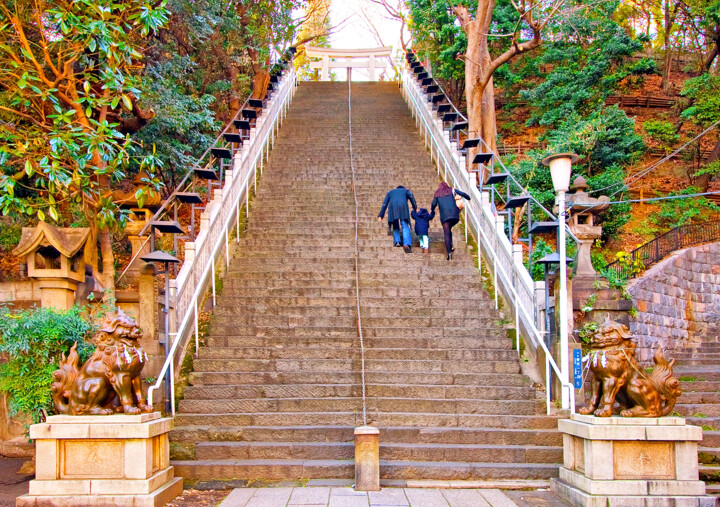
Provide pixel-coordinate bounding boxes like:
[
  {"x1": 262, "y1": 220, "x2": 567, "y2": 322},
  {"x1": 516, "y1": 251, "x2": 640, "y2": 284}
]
[
  {"x1": 51, "y1": 310, "x2": 153, "y2": 415},
  {"x1": 578, "y1": 319, "x2": 681, "y2": 417}
]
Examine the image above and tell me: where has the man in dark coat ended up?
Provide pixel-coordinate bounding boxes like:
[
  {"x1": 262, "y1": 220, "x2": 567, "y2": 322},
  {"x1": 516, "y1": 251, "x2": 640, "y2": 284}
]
[{"x1": 377, "y1": 185, "x2": 417, "y2": 253}]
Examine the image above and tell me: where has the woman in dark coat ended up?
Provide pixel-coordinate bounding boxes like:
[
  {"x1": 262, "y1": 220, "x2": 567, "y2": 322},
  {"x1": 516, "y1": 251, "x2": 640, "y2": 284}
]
[
  {"x1": 431, "y1": 182, "x2": 471, "y2": 260},
  {"x1": 377, "y1": 185, "x2": 417, "y2": 253}
]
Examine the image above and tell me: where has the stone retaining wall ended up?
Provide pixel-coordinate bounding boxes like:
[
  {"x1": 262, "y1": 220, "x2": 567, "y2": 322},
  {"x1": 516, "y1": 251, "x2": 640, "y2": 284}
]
[{"x1": 627, "y1": 242, "x2": 720, "y2": 362}]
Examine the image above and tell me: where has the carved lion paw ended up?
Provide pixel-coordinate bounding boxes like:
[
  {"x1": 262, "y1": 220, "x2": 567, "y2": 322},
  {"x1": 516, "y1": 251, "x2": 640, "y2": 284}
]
[
  {"x1": 578, "y1": 406, "x2": 594, "y2": 415},
  {"x1": 594, "y1": 408, "x2": 612, "y2": 417},
  {"x1": 123, "y1": 405, "x2": 142, "y2": 415}
]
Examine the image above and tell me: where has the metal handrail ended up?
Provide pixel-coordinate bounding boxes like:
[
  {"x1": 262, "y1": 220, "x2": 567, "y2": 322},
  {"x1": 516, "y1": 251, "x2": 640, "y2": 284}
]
[
  {"x1": 147, "y1": 67, "x2": 298, "y2": 414},
  {"x1": 402, "y1": 67, "x2": 576, "y2": 414},
  {"x1": 407, "y1": 52, "x2": 581, "y2": 245},
  {"x1": 138, "y1": 79, "x2": 282, "y2": 238},
  {"x1": 605, "y1": 220, "x2": 720, "y2": 279}
]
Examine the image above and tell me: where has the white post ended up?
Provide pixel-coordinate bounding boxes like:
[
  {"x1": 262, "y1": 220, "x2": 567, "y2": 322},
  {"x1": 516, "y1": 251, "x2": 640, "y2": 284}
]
[
  {"x1": 322, "y1": 54, "x2": 330, "y2": 81},
  {"x1": 369, "y1": 55, "x2": 376, "y2": 81},
  {"x1": 558, "y1": 188, "x2": 570, "y2": 410}
]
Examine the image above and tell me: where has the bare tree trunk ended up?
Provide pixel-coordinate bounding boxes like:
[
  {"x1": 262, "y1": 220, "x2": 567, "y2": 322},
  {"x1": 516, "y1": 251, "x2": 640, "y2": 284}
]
[
  {"x1": 99, "y1": 228, "x2": 115, "y2": 300},
  {"x1": 690, "y1": 138, "x2": 720, "y2": 191},
  {"x1": 252, "y1": 68, "x2": 271, "y2": 98},
  {"x1": 661, "y1": 0, "x2": 679, "y2": 93}
]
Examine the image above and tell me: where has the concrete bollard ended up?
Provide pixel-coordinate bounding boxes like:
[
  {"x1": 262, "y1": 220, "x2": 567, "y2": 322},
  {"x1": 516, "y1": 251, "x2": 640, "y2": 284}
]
[{"x1": 354, "y1": 426, "x2": 380, "y2": 491}]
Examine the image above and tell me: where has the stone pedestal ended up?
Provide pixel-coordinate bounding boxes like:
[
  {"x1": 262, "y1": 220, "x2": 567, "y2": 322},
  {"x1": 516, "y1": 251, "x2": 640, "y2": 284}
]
[
  {"x1": 38, "y1": 279, "x2": 79, "y2": 311},
  {"x1": 552, "y1": 414, "x2": 708, "y2": 506},
  {"x1": 354, "y1": 426, "x2": 380, "y2": 491},
  {"x1": 17, "y1": 413, "x2": 182, "y2": 507}
]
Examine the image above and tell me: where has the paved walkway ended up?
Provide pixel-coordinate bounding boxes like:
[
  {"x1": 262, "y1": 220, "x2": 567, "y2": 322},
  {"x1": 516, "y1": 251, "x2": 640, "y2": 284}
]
[
  {"x1": 218, "y1": 487, "x2": 537, "y2": 507},
  {"x1": 0, "y1": 458, "x2": 31, "y2": 507}
]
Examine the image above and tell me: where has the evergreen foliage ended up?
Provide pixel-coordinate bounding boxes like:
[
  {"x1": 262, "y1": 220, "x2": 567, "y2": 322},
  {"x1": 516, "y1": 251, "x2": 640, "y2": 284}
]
[
  {"x1": 520, "y1": 1, "x2": 656, "y2": 128},
  {"x1": 0, "y1": 307, "x2": 94, "y2": 423}
]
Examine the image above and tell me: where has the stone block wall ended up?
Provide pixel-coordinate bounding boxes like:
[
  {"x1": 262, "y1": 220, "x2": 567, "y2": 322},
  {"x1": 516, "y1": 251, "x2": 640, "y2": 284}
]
[{"x1": 627, "y1": 242, "x2": 720, "y2": 362}]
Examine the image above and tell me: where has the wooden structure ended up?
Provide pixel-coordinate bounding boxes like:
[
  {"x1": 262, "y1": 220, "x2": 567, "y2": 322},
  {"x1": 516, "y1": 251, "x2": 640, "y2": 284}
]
[{"x1": 305, "y1": 46, "x2": 391, "y2": 81}]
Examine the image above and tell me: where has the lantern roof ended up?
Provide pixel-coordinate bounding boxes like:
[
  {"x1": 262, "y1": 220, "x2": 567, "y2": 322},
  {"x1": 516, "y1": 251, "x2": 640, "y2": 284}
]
[{"x1": 13, "y1": 222, "x2": 90, "y2": 258}]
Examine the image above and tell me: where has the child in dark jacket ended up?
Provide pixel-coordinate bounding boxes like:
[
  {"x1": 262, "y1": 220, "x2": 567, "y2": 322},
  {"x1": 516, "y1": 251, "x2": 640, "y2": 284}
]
[{"x1": 411, "y1": 208, "x2": 435, "y2": 254}]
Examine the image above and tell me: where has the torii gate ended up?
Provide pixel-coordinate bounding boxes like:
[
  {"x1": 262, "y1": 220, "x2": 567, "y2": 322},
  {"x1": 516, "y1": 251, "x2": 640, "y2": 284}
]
[{"x1": 305, "y1": 46, "x2": 392, "y2": 81}]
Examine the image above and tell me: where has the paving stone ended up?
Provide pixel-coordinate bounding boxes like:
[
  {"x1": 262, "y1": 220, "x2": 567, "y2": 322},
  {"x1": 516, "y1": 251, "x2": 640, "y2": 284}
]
[
  {"x1": 369, "y1": 488, "x2": 410, "y2": 506},
  {"x1": 219, "y1": 488, "x2": 256, "y2": 507},
  {"x1": 289, "y1": 487, "x2": 331, "y2": 504},
  {"x1": 403, "y1": 488, "x2": 450, "y2": 507},
  {"x1": 328, "y1": 496, "x2": 369, "y2": 507},
  {"x1": 480, "y1": 489, "x2": 518, "y2": 507},
  {"x1": 439, "y1": 489, "x2": 490, "y2": 507}
]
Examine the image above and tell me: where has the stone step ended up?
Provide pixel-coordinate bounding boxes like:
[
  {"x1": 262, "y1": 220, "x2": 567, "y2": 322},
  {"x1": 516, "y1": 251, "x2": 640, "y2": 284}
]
[
  {"x1": 188, "y1": 371, "x2": 529, "y2": 387},
  {"x1": 218, "y1": 275, "x2": 483, "y2": 288},
  {"x1": 182, "y1": 383, "x2": 536, "y2": 401},
  {"x1": 169, "y1": 425, "x2": 563, "y2": 447},
  {"x1": 174, "y1": 412, "x2": 558, "y2": 429},
  {"x1": 177, "y1": 397, "x2": 542, "y2": 416},
  {"x1": 227, "y1": 256, "x2": 478, "y2": 270},
  {"x1": 196, "y1": 347, "x2": 518, "y2": 362},
  {"x1": 679, "y1": 392, "x2": 720, "y2": 404},
  {"x1": 215, "y1": 295, "x2": 496, "y2": 310},
  {"x1": 217, "y1": 286, "x2": 487, "y2": 299},
  {"x1": 203, "y1": 334, "x2": 512, "y2": 350},
  {"x1": 681, "y1": 381, "x2": 720, "y2": 392},
  {"x1": 204, "y1": 325, "x2": 509, "y2": 339},
  {"x1": 171, "y1": 458, "x2": 559, "y2": 481},
  {"x1": 699, "y1": 447, "x2": 720, "y2": 465},
  {"x1": 192, "y1": 441, "x2": 562, "y2": 463},
  {"x1": 190, "y1": 358, "x2": 521, "y2": 375},
  {"x1": 210, "y1": 306, "x2": 498, "y2": 320},
  {"x1": 675, "y1": 404, "x2": 720, "y2": 418}
]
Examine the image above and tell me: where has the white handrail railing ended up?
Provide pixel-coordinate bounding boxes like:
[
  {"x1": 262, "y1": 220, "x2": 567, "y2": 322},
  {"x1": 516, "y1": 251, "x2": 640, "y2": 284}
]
[
  {"x1": 148, "y1": 68, "x2": 298, "y2": 414},
  {"x1": 401, "y1": 69, "x2": 575, "y2": 414}
]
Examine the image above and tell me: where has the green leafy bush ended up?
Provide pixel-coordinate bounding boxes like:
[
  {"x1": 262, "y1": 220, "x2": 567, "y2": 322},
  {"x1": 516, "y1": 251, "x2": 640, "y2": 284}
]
[
  {"x1": 648, "y1": 187, "x2": 720, "y2": 230},
  {"x1": 644, "y1": 120, "x2": 679, "y2": 152},
  {"x1": 0, "y1": 307, "x2": 95, "y2": 423},
  {"x1": 529, "y1": 238, "x2": 555, "y2": 281}
]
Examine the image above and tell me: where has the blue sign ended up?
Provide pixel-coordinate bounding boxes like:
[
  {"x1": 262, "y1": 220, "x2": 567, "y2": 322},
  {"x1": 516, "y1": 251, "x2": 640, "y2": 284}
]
[{"x1": 573, "y1": 349, "x2": 583, "y2": 389}]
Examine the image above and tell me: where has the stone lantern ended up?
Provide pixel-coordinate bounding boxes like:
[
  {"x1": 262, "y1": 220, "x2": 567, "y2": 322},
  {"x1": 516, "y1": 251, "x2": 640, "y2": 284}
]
[
  {"x1": 566, "y1": 176, "x2": 632, "y2": 328},
  {"x1": 566, "y1": 176, "x2": 610, "y2": 277},
  {"x1": 12, "y1": 222, "x2": 90, "y2": 310}
]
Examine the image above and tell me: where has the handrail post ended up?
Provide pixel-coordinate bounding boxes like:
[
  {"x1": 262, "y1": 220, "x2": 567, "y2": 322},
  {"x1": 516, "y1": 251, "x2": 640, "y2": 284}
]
[{"x1": 557, "y1": 188, "x2": 570, "y2": 410}]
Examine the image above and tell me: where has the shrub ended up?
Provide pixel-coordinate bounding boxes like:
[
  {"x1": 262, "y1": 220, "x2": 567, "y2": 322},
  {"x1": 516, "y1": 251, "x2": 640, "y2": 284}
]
[
  {"x1": 529, "y1": 238, "x2": 555, "y2": 281},
  {"x1": 644, "y1": 120, "x2": 680, "y2": 152},
  {"x1": 649, "y1": 187, "x2": 720, "y2": 231},
  {"x1": 0, "y1": 306, "x2": 95, "y2": 423}
]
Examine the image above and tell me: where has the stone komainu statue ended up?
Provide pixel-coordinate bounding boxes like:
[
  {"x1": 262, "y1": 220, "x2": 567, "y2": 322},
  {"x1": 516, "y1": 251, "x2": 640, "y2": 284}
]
[
  {"x1": 51, "y1": 310, "x2": 153, "y2": 415},
  {"x1": 579, "y1": 319, "x2": 681, "y2": 418}
]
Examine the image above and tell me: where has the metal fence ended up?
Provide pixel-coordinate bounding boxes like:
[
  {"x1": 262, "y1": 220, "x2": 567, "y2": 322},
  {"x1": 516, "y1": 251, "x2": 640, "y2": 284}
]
[{"x1": 605, "y1": 221, "x2": 720, "y2": 280}]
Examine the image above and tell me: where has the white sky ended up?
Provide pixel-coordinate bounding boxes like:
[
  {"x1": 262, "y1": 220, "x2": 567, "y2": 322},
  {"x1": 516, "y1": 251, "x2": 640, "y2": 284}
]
[{"x1": 327, "y1": 0, "x2": 407, "y2": 80}]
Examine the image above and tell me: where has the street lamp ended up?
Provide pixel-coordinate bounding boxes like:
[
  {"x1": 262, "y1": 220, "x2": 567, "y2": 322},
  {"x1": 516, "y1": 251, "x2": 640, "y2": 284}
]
[
  {"x1": 542, "y1": 153, "x2": 579, "y2": 411},
  {"x1": 141, "y1": 250, "x2": 180, "y2": 414}
]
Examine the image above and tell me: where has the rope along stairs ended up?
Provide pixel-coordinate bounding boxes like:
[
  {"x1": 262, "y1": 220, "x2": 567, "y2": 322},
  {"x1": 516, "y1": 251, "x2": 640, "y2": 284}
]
[{"x1": 170, "y1": 82, "x2": 560, "y2": 483}]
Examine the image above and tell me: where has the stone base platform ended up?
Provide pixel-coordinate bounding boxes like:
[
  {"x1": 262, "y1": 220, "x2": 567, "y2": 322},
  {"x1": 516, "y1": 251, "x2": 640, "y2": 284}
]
[
  {"x1": 551, "y1": 414, "x2": 709, "y2": 507},
  {"x1": 16, "y1": 412, "x2": 182, "y2": 506}
]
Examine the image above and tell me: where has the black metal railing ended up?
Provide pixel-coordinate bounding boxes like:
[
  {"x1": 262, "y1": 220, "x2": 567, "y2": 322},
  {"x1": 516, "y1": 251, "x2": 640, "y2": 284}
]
[{"x1": 605, "y1": 221, "x2": 720, "y2": 279}]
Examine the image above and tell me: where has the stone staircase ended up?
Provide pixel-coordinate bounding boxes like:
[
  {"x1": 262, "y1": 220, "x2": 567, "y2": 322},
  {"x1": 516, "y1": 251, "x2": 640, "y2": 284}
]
[
  {"x1": 674, "y1": 348, "x2": 720, "y2": 489},
  {"x1": 170, "y1": 82, "x2": 561, "y2": 483}
]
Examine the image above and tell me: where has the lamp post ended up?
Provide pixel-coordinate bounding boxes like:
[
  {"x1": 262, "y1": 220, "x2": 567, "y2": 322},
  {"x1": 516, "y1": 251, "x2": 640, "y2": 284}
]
[
  {"x1": 542, "y1": 153, "x2": 579, "y2": 411},
  {"x1": 141, "y1": 250, "x2": 180, "y2": 414}
]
